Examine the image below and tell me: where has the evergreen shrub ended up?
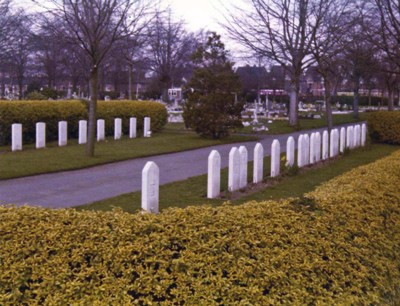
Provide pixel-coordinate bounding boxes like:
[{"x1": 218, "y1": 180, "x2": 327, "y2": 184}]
[
  {"x1": 0, "y1": 150, "x2": 399, "y2": 304},
  {"x1": 368, "y1": 111, "x2": 400, "y2": 144}
]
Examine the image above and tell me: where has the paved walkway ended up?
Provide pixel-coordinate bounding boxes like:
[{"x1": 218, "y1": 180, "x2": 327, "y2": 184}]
[{"x1": 0, "y1": 124, "x2": 356, "y2": 208}]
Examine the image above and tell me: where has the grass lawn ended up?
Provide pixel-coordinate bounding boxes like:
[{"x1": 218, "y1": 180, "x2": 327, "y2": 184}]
[
  {"x1": 77, "y1": 143, "x2": 399, "y2": 213},
  {"x1": 0, "y1": 124, "x2": 257, "y2": 180},
  {"x1": 239, "y1": 113, "x2": 368, "y2": 134}
]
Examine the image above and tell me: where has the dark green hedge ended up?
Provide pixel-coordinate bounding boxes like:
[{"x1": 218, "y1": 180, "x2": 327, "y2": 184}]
[
  {"x1": 368, "y1": 111, "x2": 400, "y2": 144},
  {"x1": 0, "y1": 100, "x2": 167, "y2": 145}
]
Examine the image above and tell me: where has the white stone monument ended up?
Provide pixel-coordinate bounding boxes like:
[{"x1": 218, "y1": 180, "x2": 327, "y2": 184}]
[
  {"x1": 97, "y1": 119, "x2": 105, "y2": 141},
  {"x1": 11, "y1": 123, "x2": 22, "y2": 151},
  {"x1": 286, "y1": 136, "x2": 295, "y2": 167},
  {"x1": 207, "y1": 150, "x2": 221, "y2": 199},
  {"x1": 253, "y1": 143, "x2": 264, "y2": 183},
  {"x1": 114, "y1": 118, "x2": 122, "y2": 140},
  {"x1": 141, "y1": 161, "x2": 159, "y2": 213},
  {"x1": 58, "y1": 121, "x2": 67, "y2": 147},
  {"x1": 297, "y1": 135, "x2": 305, "y2": 167},
  {"x1": 340, "y1": 127, "x2": 346, "y2": 153},
  {"x1": 361, "y1": 123, "x2": 367, "y2": 146},
  {"x1": 271, "y1": 139, "x2": 280, "y2": 177},
  {"x1": 310, "y1": 133, "x2": 316, "y2": 164},
  {"x1": 315, "y1": 132, "x2": 321, "y2": 162},
  {"x1": 144, "y1": 117, "x2": 151, "y2": 137},
  {"x1": 228, "y1": 147, "x2": 240, "y2": 192},
  {"x1": 36, "y1": 122, "x2": 46, "y2": 149},
  {"x1": 303, "y1": 134, "x2": 310, "y2": 166},
  {"x1": 129, "y1": 117, "x2": 137, "y2": 138},
  {"x1": 239, "y1": 146, "x2": 248, "y2": 189},
  {"x1": 322, "y1": 130, "x2": 329, "y2": 160},
  {"x1": 79, "y1": 120, "x2": 87, "y2": 144}
]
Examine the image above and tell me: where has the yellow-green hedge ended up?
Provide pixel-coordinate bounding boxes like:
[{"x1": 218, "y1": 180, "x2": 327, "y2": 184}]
[
  {"x1": 0, "y1": 150, "x2": 399, "y2": 304},
  {"x1": 368, "y1": 111, "x2": 400, "y2": 144},
  {"x1": 0, "y1": 100, "x2": 167, "y2": 145}
]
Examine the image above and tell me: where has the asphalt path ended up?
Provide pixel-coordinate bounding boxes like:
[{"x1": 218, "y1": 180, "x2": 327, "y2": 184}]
[{"x1": 0, "y1": 124, "x2": 358, "y2": 208}]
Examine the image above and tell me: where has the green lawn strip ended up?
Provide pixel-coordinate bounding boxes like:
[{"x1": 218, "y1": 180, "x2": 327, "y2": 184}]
[
  {"x1": 77, "y1": 143, "x2": 399, "y2": 213},
  {"x1": 0, "y1": 128, "x2": 257, "y2": 180},
  {"x1": 239, "y1": 113, "x2": 368, "y2": 134}
]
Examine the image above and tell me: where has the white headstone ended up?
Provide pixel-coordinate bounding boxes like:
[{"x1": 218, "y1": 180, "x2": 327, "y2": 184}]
[
  {"x1": 36, "y1": 122, "x2": 46, "y2": 149},
  {"x1": 303, "y1": 134, "x2": 310, "y2": 166},
  {"x1": 144, "y1": 117, "x2": 151, "y2": 137},
  {"x1": 361, "y1": 123, "x2": 367, "y2": 146},
  {"x1": 207, "y1": 150, "x2": 221, "y2": 199},
  {"x1": 286, "y1": 136, "x2": 295, "y2": 167},
  {"x1": 97, "y1": 119, "x2": 105, "y2": 141},
  {"x1": 297, "y1": 135, "x2": 305, "y2": 167},
  {"x1": 315, "y1": 132, "x2": 321, "y2": 162},
  {"x1": 322, "y1": 130, "x2": 329, "y2": 160},
  {"x1": 228, "y1": 147, "x2": 240, "y2": 192},
  {"x1": 330, "y1": 129, "x2": 339, "y2": 157},
  {"x1": 58, "y1": 121, "x2": 67, "y2": 147},
  {"x1": 340, "y1": 127, "x2": 346, "y2": 153},
  {"x1": 346, "y1": 126, "x2": 353, "y2": 149},
  {"x1": 310, "y1": 133, "x2": 316, "y2": 164},
  {"x1": 11, "y1": 123, "x2": 22, "y2": 151},
  {"x1": 253, "y1": 143, "x2": 264, "y2": 183},
  {"x1": 355, "y1": 125, "x2": 361, "y2": 147},
  {"x1": 352, "y1": 125, "x2": 358, "y2": 148},
  {"x1": 239, "y1": 146, "x2": 248, "y2": 189},
  {"x1": 141, "y1": 161, "x2": 159, "y2": 213},
  {"x1": 114, "y1": 118, "x2": 122, "y2": 140},
  {"x1": 129, "y1": 117, "x2": 137, "y2": 138},
  {"x1": 271, "y1": 139, "x2": 280, "y2": 177},
  {"x1": 79, "y1": 120, "x2": 87, "y2": 144}
]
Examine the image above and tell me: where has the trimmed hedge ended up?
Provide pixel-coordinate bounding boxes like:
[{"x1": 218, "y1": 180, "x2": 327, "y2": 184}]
[
  {"x1": 0, "y1": 151, "x2": 399, "y2": 304},
  {"x1": 368, "y1": 111, "x2": 400, "y2": 144},
  {"x1": 0, "y1": 100, "x2": 167, "y2": 145}
]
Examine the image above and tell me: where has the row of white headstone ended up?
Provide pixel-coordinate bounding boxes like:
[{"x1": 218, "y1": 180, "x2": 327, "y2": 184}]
[
  {"x1": 140, "y1": 123, "x2": 367, "y2": 213},
  {"x1": 10, "y1": 117, "x2": 152, "y2": 151}
]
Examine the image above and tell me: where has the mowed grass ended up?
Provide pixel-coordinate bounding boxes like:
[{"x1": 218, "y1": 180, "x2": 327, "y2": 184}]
[
  {"x1": 77, "y1": 143, "x2": 399, "y2": 213},
  {"x1": 0, "y1": 124, "x2": 257, "y2": 180},
  {"x1": 239, "y1": 113, "x2": 368, "y2": 134}
]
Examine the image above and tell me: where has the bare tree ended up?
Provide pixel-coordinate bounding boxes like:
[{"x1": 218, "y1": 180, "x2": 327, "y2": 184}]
[
  {"x1": 42, "y1": 0, "x2": 150, "y2": 156},
  {"x1": 225, "y1": 0, "x2": 333, "y2": 126}
]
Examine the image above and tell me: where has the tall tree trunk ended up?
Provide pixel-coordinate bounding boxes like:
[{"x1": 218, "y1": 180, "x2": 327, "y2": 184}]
[
  {"x1": 128, "y1": 64, "x2": 132, "y2": 100},
  {"x1": 17, "y1": 75, "x2": 23, "y2": 100},
  {"x1": 388, "y1": 89, "x2": 394, "y2": 111},
  {"x1": 368, "y1": 88, "x2": 372, "y2": 107},
  {"x1": 323, "y1": 78, "x2": 333, "y2": 131},
  {"x1": 86, "y1": 66, "x2": 98, "y2": 157},
  {"x1": 353, "y1": 77, "x2": 360, "y2": 119},
  {"x1": 288, "y1": 79, "x2": 299, "y2": 126}
]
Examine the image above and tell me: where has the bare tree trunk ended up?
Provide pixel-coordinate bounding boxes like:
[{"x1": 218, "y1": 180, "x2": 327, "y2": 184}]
[
  {"x1": 353, "y1": 77, "x2": 360, "y2": 119},
  {"x1": 17, "y1": 75, "x2": 23, "y2": 100},
  {"x1": 289, "y1": 80, "x2": 299, "y2": 126},
  {"x1": 128, "y1": 64, "x2": 132, "y2": 100},
  {"x1": 324, "y1": 78, "x2": 333, "y2": 131},
  {"x1": 86, "y1": 66, "x2": 98, "y2": 157},
  {"x1": 388, "y1": 89, "x2": 394, "y2": 111}
]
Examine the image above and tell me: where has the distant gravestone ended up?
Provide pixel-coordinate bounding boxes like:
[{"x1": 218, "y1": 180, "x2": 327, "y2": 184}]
[
  {"x1": 11, "y1": 123, "x2": 22, "y2": 151},
  {"x1": 141, "y1": 161, "x2": 159, "y2": 213},
  {"x1": 286, "y1": 136, "x2": 295, "y2": 167},
  {"x1": 228, "y1": 147, "x2": 240, "y2": 192},
  {"x1": 207, "y1": 150, "x2": 221, "y2": 199},
  {"x1": 315, "y1": 132, "x2": 321, "y2": 162},
  {"x1": 340, "y1": 127, "x2": 346, "y2": 153},
  {"x1": 144, "y1": 117, "x2": 151, "y2": 137},
  {"x1": 303, "y1": 134, "x2": 310, "y2": 166},
  {"x1": 346, "y1": 126, "x2": 353, "y2": 149},
  {"x1": 239, "y1": 146, "x2": 248, "y2": 188},
  {"x1": 114, "y1": 118, "x2": 122, "y2": 140},
  {"x1": 271, "y1": 139, "x2": 280, "y2": 177},
  {"x1": 361, "y1": 123, "x2": 367, "y2": 146},
  {"x1": 297, "y1": 135, "x2": 305, "y2": 167},
  {"x1": 322, "y1": 130, "x2": 329, "y2": 160},
  {"x1": 129, "y1": 117, "x2": 137, "y2": 138},
  {"x1": 310, "y1": 133, "x2": 316, "y2": 164},
  {"x1": 79, "y1": 120, "x2": 87, "y2": 144},
  {"x1": 97, "y1": 119, "x2": 105, "y2": 141},
  {"x1": 58, "y1": 121, "x2": 67, "y2": 147},
  {"x1": 253, "y1": 143, "x2": 264, "y2": 183},
  {"x1": 36, "y1": 122, "x2": 46, "y2": 149}
]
